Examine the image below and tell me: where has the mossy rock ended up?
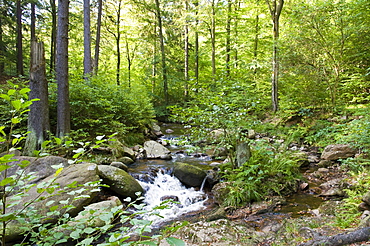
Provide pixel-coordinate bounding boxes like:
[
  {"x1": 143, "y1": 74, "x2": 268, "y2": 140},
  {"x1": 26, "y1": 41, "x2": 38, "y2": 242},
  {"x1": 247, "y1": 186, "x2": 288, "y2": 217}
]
[
  {"x1": 173, "y1": 162, "x2": 207, "y2": 187},
  {"x1": 98, "y1": 165, "x2": 143, "y2": 199}
]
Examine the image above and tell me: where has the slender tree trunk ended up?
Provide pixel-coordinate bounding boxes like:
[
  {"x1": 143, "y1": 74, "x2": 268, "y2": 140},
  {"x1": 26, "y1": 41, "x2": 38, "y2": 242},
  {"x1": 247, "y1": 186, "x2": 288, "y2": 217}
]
[
  {"x1": 16, "y1": 0, "x2": 23, "y2": 76},
  {"x1": 116, "y1": 0, "x2": 122, "y2": 86},
  {"x1": 184, "y1": 0, "x2": 189, "y2": 98},
  {"x1": 56, "y1": 0, "x2": 70, "y2": 138},
  {"x1": 125, "y1": 36, "x2": 131, "y2": 88},
  {"x1": 24, "y1": 41, "x2": 50, "y2": 156},
  {"x1": 266, "y1": 0, "x2": 284, "y2": 112},
  {"x1": 50, "y1": 0, "x2": 57, "y2": 74},
  {"x1": 0, "y1": 9, "x2": 4, "y2": 75},
  {"x1": 233, "y1": 1, "x2": 240, "y2": 68},
  {"x1": 93, "y1": 0, "x2": 103, "y2": 75},
  {"x1": 155, "y1": 0, "x2": 168, "y2": 106},
  {"x1": 83, "y1": 0, "x2": 92, "y2": 79},
  {"x1": 152, "y1": 30, "x2": 157, "y2": 94},
  {"x1": 194, "y1": 0, "x2": 199, "y2": 89},
  {"x1": 31, "y1": 3, "x2": 36, "y2": 41},
  {"x1": 253, "y1": 0, "x2": 260, "y2": 75},
  {"x1": 211, "y1": 0, "x2": 216, "y2": 79},
  {"x1": 225, "y1": 0, "x2": 232, "y2": 78}
]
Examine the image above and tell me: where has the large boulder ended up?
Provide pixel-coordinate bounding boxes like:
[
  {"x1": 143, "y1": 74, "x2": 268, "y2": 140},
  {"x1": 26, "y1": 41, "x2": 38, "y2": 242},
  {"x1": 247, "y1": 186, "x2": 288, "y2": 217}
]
[
  {"x1": 1, "y1": 155, "x2": 69, "y2": 184},
  {"x1": 97, "y1": 165, "x2": 143, "y2": 199},
  {"x1": 211, "y1": 182, "x2": 232, "y2": 205},
  {"x1": 173, "y1": 162, "x2": 206, "y2": 187},
  {"x1": 321, "y1": 144, "x2": 357, "y2": 161},
  {"x1": 3, "y1": 163, "x2": 101, "y2": 242},
  {"x1": 143, "y1": 140, "x2": 171, "y2": 159},
  {"x1": 235, "y1": 142, "x2": 251, "y2": 167}
]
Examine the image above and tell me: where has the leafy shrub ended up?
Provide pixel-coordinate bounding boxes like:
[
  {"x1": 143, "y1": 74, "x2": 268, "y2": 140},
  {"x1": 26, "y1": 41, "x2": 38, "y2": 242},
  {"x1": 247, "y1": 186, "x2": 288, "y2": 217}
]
[
  {"x1": 220, "y1": 140, "x2": 301, "y2": 207},
  {"x1": 49, "y1": 78, "x2": 155, "y2": 142}
]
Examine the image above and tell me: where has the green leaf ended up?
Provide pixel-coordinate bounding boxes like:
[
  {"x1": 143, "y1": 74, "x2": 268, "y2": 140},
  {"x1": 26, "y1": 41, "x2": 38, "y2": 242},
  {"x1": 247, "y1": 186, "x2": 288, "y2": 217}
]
[
  {"x1": 11, "y1": 100, "x2": 22, "y2": 110},
  {"x1": 139, "y1": 241, "x2": 157, "y2": 246},
  {"x1": 0, "y1": 94, "x2": 10, "y2": 101},
  {"x1": 70, "y1": 228, "x2": 82, "y2": 239},
  {"x1": 54, "y1": 137, "x2": 62, "y2": 145},
  {"x1": 78, "y1": 237, "x2": 94, "y2": 246},
  {"x1": 18, "y1": 160, "x2": 30, "y2": 168},
  {"x1": 7, "y1": 89, "x2": 16, "y2": 96},
  {"x1": 165, "y1": 237, "x2": 186, "y2": 246},
  {"x1": 11, "y1": 117, "x2": 21, "y2": 125},
  {"x1": 0, "y1": 177, "x2": 15, "y2": 186},
  {"x1": 0, "y1": 164, "x2": 11, "y2": 172},
  {"x1": 19, "y1": 88, "x2": 30, "y2": 95},
  {"x1": 83, "y1": 227, "x2": 95, "y2": 234}
]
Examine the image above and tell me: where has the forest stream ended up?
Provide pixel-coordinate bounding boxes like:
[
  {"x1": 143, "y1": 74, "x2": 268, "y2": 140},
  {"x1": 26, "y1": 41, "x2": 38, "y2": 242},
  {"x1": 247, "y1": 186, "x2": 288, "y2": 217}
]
[{"x1": 125, "y1": 123, "x2": 343, "y2": 245}]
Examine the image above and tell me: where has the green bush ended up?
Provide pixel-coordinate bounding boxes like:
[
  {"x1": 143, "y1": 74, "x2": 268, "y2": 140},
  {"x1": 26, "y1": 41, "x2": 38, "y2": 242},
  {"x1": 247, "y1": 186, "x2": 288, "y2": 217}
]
[{"x1": 49, "y1": 78, "x2": 155, "y2": 142}]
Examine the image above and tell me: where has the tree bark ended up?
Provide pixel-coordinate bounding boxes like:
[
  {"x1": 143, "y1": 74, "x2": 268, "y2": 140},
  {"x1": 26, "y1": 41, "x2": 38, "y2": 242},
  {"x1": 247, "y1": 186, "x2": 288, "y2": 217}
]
[
  {"x1": 30, "y1": 2, "x2": 36, "y2": 41},
  {"x1": 0, "y1": 7, "x2": 4, "y2": 75},
  {"x1": 194, "y1": 0, "x2": 199, "y2": 90},
  {"x1": 184, "y1": 0, "x2": 189, "y2": 98},
  {"x1": 116, "y1": 0, "x2": 122, "y2": 86},
  {"x1": 299, "y1": 227, "x2": 370, "y2": 246},
  {"x1": 16, "y1": 0, "x2": 23, "y2": 76},
  {"x1": 155, "y1": 0, "x2": 168, "y2": 106},
  {"x1": 93, "y1": 0, "x2": 103, "y2": 75},
  {"x1": 266, "y1": 0, "x2": 283, "y2": 112},
  {"x1": 83, "y1": 0, "x2": 92, "y2": 79},
  {"x1": 24, "y1": 41, "x2": 50, "y2": 156},
  {"x1": 211, "y1": 0, "x2": 216, "y2": 80},
  {"x1": 56, "y1": 0, "x2": 70, "y2": 138},
  {"x1": 50, "y1": 0, "x2": 57, "y2": 74},
  {"x1": 225, "y1": 0, "x2": 231, "y2": 78}
]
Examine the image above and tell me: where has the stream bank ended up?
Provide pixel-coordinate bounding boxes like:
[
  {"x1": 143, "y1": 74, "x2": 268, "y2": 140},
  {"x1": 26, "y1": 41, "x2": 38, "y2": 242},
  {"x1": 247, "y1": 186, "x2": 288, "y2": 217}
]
[{"x1": 136, "y1": 123, "x2": 368, "y2": 245}]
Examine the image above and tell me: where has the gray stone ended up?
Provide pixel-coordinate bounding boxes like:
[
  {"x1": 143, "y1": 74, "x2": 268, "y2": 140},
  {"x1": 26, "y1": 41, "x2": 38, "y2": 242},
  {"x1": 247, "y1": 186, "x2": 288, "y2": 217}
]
[
  {"x1": 143, "y1": 140, "x2": 171, "y2": 159},
  {"x1": 173, "y1": 162, "x2": 206, "y2": 187},
  {"x1": 117, "y1": 156, "x2": 134, "y2": 165},
  {"x1": 98, "y1": 165, "x2": 143, "y2": 199},
  {"x1": 110, "y1": 161, "x2": 129, "y2": 171},
  {"x1": 235, "y1": 142, "x2": 251, "y2": 167},
  {"x1": 321, "y1": 144, "x2": 357, "y2": 161}
]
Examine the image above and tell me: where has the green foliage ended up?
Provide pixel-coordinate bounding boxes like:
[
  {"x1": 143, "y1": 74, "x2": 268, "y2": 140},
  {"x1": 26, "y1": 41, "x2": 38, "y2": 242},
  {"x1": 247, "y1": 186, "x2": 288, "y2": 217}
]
[
  {"x1": 49, "y1": 77, "x2": 155, "y2": 142},
  {"x1": 220, "y1": 140, "x2": 301, "y2": 207},
  {"x1": 0, "y1": 86, "x2": 185, "y2": 246}
]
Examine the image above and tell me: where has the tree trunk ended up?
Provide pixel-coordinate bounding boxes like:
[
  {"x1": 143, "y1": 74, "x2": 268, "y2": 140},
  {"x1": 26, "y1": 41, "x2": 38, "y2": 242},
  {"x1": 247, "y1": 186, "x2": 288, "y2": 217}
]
[
  {"x1": 155, "y1": 0, "x2": 168, "y2": 106},
  {"x1": 299, "y1": 227, "x2": 370, "y2": 246},
  {"x1": 116, "y1": 0, "x2": 122, "y2": 86},
  {"x1": 93, "y1": 0, "x2": 103, "y2": 75},
  {"x1": 266, "y1": 0, "x2": 284, "y2": 112},
  {"x1": 16, "y1": 0, "x2": 23, "y2": 76},
  {"x1": 253, "y1": 0, "x2": 260, "y2": 75},
  {"x1": 83, "y1": 0, "x2": 92, "y2": 79},
  {"x1": 194, "y1": 0, "x2": 199, "y2": 90},
  {"x1": 24, "y1": 41, "x2": 50, "y2": 156},
  {"x1": 31, "y1": 3, "x2": 36, "y2": 41},
  {"x1": 0, "y1": 9, "x2": 4, "y2": 75},
  {"x1": 50, "y1": 0, "x2": 57, "y2": 74},
  {"x1": 184, "y1": 0, "x2": 189, "y2": 98},
  {"x1": 56, "y1": 0, "x2": 70, "y2": 139},
  {"x1": 125, "y1": 36, "x2": 131, "y2": 88},
  {"x1": 211, "y1": 0, "x2": 216, "y2": 79},
  {"x1": 225, "y1": 0, "x2": 231, "y2": 78}
]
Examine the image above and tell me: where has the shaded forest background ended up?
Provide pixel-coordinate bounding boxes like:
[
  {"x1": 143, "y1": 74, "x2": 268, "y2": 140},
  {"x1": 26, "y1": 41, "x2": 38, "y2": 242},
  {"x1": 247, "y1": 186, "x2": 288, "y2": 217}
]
[{"x1": 0, "y1": 0, "x2": 369, "y2": 143}]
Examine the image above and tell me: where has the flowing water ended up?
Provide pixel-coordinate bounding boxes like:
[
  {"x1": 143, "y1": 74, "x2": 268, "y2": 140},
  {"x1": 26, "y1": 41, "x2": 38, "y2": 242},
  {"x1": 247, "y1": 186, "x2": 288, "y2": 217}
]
[{"x1": 129, "y1": 123, "x2": 324, "y2": 226}]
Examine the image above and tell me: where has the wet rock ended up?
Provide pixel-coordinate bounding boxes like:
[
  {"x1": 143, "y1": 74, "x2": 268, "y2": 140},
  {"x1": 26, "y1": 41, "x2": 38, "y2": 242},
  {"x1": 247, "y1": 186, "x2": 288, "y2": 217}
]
[
  {"x1": 206, "y1": 207, "x2": 227, "y2": 221},
  {"x1": 117, "y1": 156, "x2": 134, "y2": 165},
  {"x1": 98, "y1": 165, "x2": 143, "y2": 199},
  {"x1": 321, "y1": 144, "x2": 357, "y2": 161},
  {"x1": 165, "y1": 128, "x2": 174, "y2": 133},
  {"x1": 358, "y1": 202, "x2": 370, "y2": 211},
  {"x1": 206, "y1": 168, "x2": 220, "y2": 186},
  {"x1": 248, "y1": 129, "x2": 256, "y2": 139},
  {"x1": 160, "y1": 195, "x2": 179, "y2": 202},
  {"x1": 143, "y1": 140, "x2": 172, "y2": 159},
  {"x1": 212, "y1": 147, "x2": 228, "y2": 159},
  {"x1": 300, "y1": 182, "x2": 309, "y2": 191},
  {"x1": 173, "y1": 162, "x2": 206, "y2": 187},
  {"x1": 110, "y1": 161, "x2": 128, "y2": 171}
]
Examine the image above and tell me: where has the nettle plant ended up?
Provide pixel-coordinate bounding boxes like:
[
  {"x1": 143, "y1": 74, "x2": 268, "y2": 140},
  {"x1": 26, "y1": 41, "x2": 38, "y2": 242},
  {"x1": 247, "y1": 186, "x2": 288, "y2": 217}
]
[{"x1": 0, "y1": 84, "x2": 185, "y2": 246}]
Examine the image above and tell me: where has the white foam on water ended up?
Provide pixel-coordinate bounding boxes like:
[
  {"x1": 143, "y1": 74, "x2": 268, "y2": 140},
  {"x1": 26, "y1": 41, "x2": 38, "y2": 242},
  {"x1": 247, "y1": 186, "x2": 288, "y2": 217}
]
[{"x1": 138, "y1": 172, "x2": 207, "y2": 225}]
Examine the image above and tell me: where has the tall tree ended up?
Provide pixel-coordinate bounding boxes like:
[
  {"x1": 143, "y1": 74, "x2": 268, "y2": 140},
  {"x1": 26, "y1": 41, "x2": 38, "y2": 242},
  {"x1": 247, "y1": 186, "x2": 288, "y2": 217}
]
[
  {"x1": 30, "y1": 2, "x2": 36, "y2": 41},
  {"x1": 194, "y1": 0, "x2": 199, "y2": 89},
  {"x1": 24, "y1": 41, "x2": 50, "y2": 155},
  {"x1": 49, "y1": 0, "x2": 57, "y2": 74},
  {"x1": 16, "y1": 0, "x2": 23, "y2": 75},
  {"x1": 154, "y1": 0, "x2": 168, "y2": 106},
  {"x1": 266, "y1": 0, "x2": 284, "y2": 112},
  {"x1": 56, "y1": 0, "x2": 70, "y2": 138},
  {"x1": 184, "y1": 0, "x2": 189, "y2": 97},
  {"x1": 0, "y1": 3, "x2": 5, "y2": 75},
  {"x1": 83, "y1": 0, "x2": 92, "y2": 79},
  {"x1": 93, "y1": 0, "x2": 103, "y2": 75},
  {"x1": 225, "y1": 0, "x2": 232, "y2": 78},
  {"x1": 210, "y1": 0, "x2": 216, "y2": 79}
]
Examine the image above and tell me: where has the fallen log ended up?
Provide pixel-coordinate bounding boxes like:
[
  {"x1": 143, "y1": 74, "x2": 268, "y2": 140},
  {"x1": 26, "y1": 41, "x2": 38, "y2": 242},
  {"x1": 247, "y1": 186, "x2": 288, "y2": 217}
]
[{"x1": 298, "y1": 227, "x2": 370, "y2": 246}]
